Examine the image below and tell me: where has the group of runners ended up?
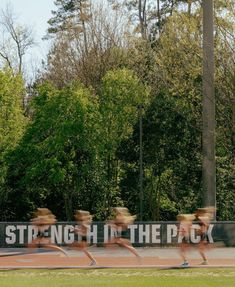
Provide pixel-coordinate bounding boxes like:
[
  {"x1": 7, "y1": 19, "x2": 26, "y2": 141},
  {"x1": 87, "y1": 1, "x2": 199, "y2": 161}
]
[
  {"x1": 177, "y1": 206, "x2": 215, "y2": 267},
  {"x1": 28, "y1": 207, "x2": 140, "y2": 266},
  {"x1": 28, "y1": 206, "x2": 214, "y2": 267}
]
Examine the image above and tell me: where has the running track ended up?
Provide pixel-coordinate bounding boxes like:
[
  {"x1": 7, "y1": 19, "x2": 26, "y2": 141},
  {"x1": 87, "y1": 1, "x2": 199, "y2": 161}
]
[{"x1": 0, "y1": 247, "x2": 235, "y2": 269}]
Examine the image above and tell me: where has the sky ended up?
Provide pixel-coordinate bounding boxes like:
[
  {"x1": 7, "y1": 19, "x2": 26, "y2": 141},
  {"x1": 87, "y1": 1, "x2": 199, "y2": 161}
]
[{"x1": 0, "y1": 0, "x2": 56, "y2": 78}]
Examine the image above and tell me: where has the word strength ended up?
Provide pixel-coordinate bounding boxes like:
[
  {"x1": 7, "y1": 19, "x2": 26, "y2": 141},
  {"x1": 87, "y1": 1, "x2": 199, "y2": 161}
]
[{"x1": 4, "y1": 223, "x2": 214, "y2": 245}]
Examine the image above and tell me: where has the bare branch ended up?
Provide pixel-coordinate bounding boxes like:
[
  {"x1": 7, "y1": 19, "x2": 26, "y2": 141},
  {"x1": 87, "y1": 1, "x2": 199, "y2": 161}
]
[{"x1": 0, "y1": 4, "x2": 35, "y2": 74}]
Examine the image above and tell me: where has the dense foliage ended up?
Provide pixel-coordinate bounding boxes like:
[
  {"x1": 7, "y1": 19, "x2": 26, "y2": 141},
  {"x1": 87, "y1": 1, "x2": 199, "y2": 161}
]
[{"x1": 0, "y1": 1, "x2": 234, "y2": 221}]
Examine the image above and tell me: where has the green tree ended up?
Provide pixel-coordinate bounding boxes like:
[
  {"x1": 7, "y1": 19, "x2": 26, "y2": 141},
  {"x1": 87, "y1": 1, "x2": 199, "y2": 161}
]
[
  {"x1": 125, "y1": 4, "x2": 235, "y2": 220},
  {"x1": 47, "y1": 0, "x2": 91, "y2": 54},
  {"x1": 118, "y1": 92, "x2": 201, "y2": 220},
  {"x1": 3, "y1": 82, "x2": 102, "y2": 220},
  {"x1": 0, "y1": 69, "x2": 27, "y2": 217},
  {"x1": 45, "y1": 1, "x2": 130, "y2": 89},
  {"x1": 97, "y1": 68, "x2": 150, "y2": 217},
  {"x1": 0, "y1": 70, "x2": 26, "y2": 178}
]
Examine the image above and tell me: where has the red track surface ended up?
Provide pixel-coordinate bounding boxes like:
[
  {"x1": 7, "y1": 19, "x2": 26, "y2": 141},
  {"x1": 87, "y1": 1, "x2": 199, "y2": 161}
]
[{"x1": 1, "y1": 252, "x2": 235, "y2": 269}]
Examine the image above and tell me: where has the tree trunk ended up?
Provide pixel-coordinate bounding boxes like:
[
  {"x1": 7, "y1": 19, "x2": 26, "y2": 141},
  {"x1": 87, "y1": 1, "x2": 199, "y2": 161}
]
[
  {"x1": 157, "y1": 0, "x2": 161, "y2": 31},
  {"x1": 188, "y1": 0, "x2": 192, "y2": 16},
  {"x1": 138, "y1": 0, "x2": 147, "y2": 39},
  {"x1": 170, "y1": 0, "x2": 174, "y2": 16},
  {"x1": 232, "y1": 97, "x2": 235, "y2": 153},
  {"x1": 202, "y1": 0, "x2": 216, "y2": 215}
]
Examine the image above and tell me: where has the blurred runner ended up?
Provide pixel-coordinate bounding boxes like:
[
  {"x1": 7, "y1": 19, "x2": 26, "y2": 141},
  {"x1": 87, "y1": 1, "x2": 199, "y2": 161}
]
[
  {"x1": 177, "y1": 214, "x2": 195, "y2": 267},
  {"x1": 106, "y1": 207, "x2": 141, "y2": 262},
  {"x1": 28, "y1": 208, "x2": 68, "y2": 256},
  {"x1": 69, "y1": 210, "x2": 97, "y2": 266},
  {"x1": 195, "y1": 206, "x2": 215, "y2": 265}
]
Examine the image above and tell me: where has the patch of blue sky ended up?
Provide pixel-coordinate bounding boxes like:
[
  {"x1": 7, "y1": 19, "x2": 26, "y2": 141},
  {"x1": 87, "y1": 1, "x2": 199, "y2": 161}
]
[{"x1": 0, "y1": 0, "x2": 56, "y2": 80}]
